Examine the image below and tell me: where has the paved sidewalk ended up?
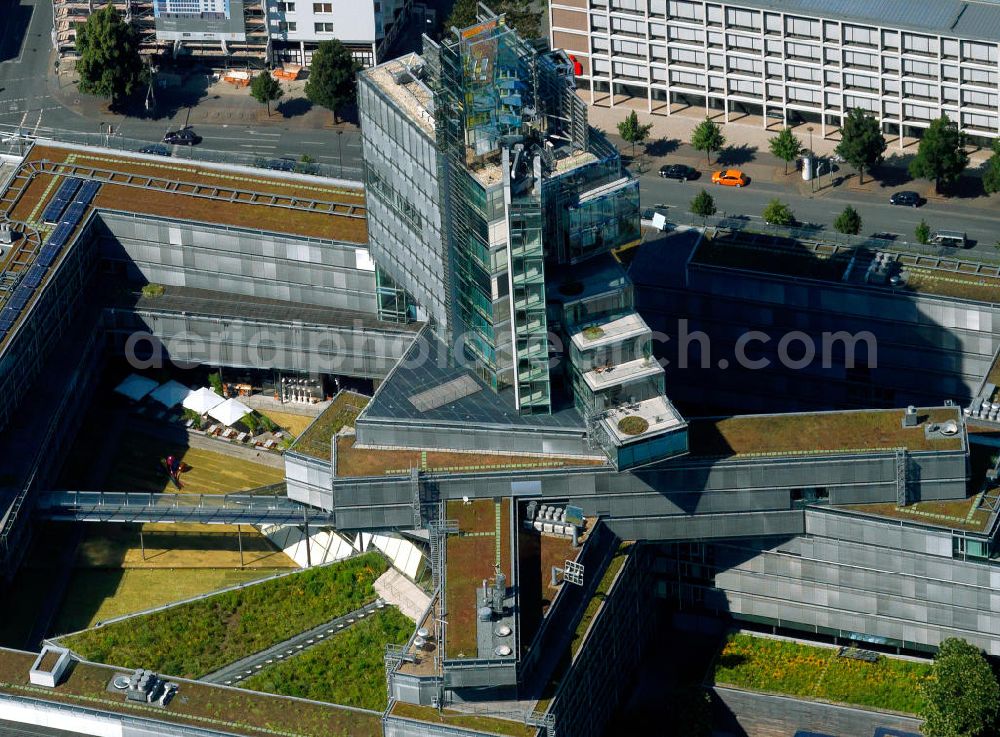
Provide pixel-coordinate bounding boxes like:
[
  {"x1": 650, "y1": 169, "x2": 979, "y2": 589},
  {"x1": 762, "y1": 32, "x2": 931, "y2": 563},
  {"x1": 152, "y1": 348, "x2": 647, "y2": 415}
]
[{"x1": 200, "y1": 598, "x2": 388, "y2": 685}]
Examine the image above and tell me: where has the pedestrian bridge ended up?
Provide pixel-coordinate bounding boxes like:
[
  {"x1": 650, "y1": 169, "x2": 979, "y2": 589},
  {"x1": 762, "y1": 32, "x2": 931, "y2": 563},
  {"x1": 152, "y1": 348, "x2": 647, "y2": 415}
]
[{"x1": 36, "y1": 491, "x2": 333, "y2": 525}]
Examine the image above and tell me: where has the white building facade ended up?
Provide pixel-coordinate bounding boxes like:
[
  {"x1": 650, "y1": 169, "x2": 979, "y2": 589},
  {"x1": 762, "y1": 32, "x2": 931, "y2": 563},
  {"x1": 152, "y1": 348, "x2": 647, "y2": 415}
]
[
  {"x1": 267, "y1": 0, "x2": 412, "y2": 66},
  {"x1": 549, "y1": 0, "x2": 1000, "y2": 142}
]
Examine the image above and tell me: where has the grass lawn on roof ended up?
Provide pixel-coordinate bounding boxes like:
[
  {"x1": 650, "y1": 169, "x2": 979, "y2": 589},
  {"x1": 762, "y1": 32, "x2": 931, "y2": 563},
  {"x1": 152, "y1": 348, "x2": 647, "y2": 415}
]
[
  {"x1": 242, "y1": 606, "x2": 413, "y2": 711},
  {"x1": 712, "y1": 632, "x2": 931, "y2": 714},
  {"x1": 59, "y1": 552, "x2": 387, "y2": 679},
  {"x1": 102, "y1": 431, "x2": 284, "y2": 493},
  {"x1": 292, "y1": 392, "x2": 369, "y2": 460}
]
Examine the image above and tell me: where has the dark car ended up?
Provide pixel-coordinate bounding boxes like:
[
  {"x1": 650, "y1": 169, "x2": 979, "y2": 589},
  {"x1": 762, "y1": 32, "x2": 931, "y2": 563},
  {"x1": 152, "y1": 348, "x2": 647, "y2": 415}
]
[
  {"x1": 889, "y1": 190, "x2": 922, "y2": 207},
  {"x1": 658, "y1": 164, "x2": 696, "y2": 181},
  {"x1": 138, "y1": 144, "x2": 171, "y2": 157},
  {"x1": 265, "y1": 158, "x2": 297, "y2": 172},
  {"x1": 163, "y1": 128, "x2": 201, "y2": 146}
]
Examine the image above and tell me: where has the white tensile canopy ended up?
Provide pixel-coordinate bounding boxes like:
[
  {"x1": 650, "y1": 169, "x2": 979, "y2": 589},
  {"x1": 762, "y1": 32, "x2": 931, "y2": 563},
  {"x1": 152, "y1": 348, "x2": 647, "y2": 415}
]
[
  {"x1": 208, "y1": 397, "x2": 252, "y2": 427},
  {"x1": 113, "y1": 374, "x2": 158, "y2": 402},
  {"x1": 183, "y1": 387, "x2": 224, "y2": 415},
  {"x1": 149, "y1": 380, "x2": 192, "y2": 408}
]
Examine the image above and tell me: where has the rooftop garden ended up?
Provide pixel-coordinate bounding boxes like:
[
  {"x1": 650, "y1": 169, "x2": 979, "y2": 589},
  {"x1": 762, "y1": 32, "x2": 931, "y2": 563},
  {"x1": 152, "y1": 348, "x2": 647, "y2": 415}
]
[
  {"x1": 59, "y1": 552, "x2": 388, "y2": 679},
  {"x1": 291, "y1": 391, "x2": 369, "y2": 460},
  {"x1": 390, "y1": 702, "x2": 538, "y2": 737},
  {"x1": 692, "y1": 232, "x2": 1000, "y2": 302},
  {"x1": 0, "y1": 648, "x2": 381, "y2": 737},
  {"x1": 242, "y1": 607, "x2": 413, "y2": 711},
  {"x1": 335, "y1": 436, "x2": 607, "y2": 477},
  {"x1": 445, "y1": 498, "x2": 513, "y2": 659},
  {"x1": 570, "y1": 542, "x2": 632, "y2": 658},
  {"x1": 712, "y1": 632, "x2": 931, "y2": 714},
  {"x1": 839, "y1": 496, "x2": 992, "y2": 533},
  {"x1": 689, "y1": 407, "x2": 963, "y2": 458}
]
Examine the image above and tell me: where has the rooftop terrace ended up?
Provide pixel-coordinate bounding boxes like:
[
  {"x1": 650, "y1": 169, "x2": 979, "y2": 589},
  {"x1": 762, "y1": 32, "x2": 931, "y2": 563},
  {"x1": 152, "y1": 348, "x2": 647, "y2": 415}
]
[
  {"x1": 692, "y1": 230, "x2": 1000, "y2": 303},
  {"x1": 364, "y1": 53, "x2": 436, "y2": 136},
  {"x1": 5, "y1": 144, "x2": 368, "y2": 244},
  {"x1": 334, "y1": 436, "x2": 607, "y2": 478},
  {"x1": 0, "y1": 648, "x2": 381, "y2": 737},
  {"x1": 688, "y1": 407, "x2": 964, "y2": 458}
]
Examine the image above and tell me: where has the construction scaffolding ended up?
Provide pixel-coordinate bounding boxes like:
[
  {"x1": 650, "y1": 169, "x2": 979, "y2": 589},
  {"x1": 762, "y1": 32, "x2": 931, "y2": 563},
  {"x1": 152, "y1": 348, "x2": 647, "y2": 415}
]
[{"x1": 52, "y1": 0, "x2": 270, "y2": 66}]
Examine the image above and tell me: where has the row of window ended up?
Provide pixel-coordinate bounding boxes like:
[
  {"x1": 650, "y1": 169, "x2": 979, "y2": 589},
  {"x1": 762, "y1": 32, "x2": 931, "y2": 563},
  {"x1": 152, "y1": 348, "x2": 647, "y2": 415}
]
[
  {"x1": 274, "y1": 1, "x2": 333, "y2": 13},
  {"x1": 275, "y1": 21, "x2": 334, "y2": 32}
]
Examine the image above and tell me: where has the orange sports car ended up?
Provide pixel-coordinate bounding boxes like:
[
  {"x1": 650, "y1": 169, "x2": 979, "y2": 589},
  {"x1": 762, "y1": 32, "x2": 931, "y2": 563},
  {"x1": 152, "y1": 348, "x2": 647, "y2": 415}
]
[{"x1": 711, "y1": 169, "x2": 747, "y2": 187}]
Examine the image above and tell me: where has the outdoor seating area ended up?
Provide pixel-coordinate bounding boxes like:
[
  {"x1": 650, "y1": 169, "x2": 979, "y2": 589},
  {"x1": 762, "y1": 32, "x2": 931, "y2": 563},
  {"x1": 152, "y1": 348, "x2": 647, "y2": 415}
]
[{"x1": 115, "y1": 374, "x2": 291, "y2": 453}]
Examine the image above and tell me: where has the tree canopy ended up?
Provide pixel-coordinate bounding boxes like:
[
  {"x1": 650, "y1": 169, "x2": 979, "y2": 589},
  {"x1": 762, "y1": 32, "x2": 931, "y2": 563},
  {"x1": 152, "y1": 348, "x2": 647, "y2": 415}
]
[
  {"x1": 250, "y1": 73, "x2": 283, "y2": 116},
  {"x1": 690, "y1": 189, "x2": 716, "y2": 220},
  {"x1": 920, "y1": 638, "x2": 999, "y2": 737},
  {"x1": 915, "y1": 219, "x2": 931, "y2": 244},
  {"x1": 984, "y1": 139, "x2": 1000, "y2": 195},
  {"x1": 691, "y1": 117, "x2": 726, "y2": 165},
  {"x1": 769, "y1": 127, "x2": 803, "y2": 175},
  {"x1": 305, "y1": 40, "x2": 359, "y2": 122},
  {"x1": 833, "y1": 205, "x2": 862, "y2": 235},
  {"x1": 762, "y1": 199, "x2": 794, "y2": 226},
  {"x1": 617, "y1": 110, "x2": 653, "y2": 160},
  {"x1": 74, "y1": 3, "x2": 145, "y2": 105},
  {"x1": 444, "y1": 0, "x2": 542, "y2": 39},
  {"x1": 835, "y1": 108, "x2": 886, "y2": 184},
  {"x1": 908, "y1": 115, "x2": 969, "y2": 194}
]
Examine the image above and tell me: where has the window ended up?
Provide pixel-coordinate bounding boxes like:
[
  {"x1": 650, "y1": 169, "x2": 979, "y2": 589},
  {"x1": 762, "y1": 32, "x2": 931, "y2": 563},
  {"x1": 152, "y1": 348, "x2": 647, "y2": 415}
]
[
  {"x1": 314, "y1": 21, "x2": 333, "y2": 32},
  {"x1": 313, "y1": 2, "x2": 332, "y2": 12},
  {"x1": 278, "y1": 21, "x2": 296, "y2": 31},
  {"x1": 277, "y1": 1, "x2": 294, "y2": 10}
]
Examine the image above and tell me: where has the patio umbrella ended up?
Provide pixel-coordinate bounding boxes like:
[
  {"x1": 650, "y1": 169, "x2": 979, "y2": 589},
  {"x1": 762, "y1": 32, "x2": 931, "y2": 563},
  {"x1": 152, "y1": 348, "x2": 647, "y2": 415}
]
[
  {"x1": 149, "y1": 380, "x2": 192, "y2": 408},
  {"x1": 114, "y1": 374, "x2": 158, "y2": 402},
  {"x1": 208, "y1": 397, "x2": 252, "y2": 427},
  {"x1": 183, "y1": 387, "x2": 224, "y2": 415}
]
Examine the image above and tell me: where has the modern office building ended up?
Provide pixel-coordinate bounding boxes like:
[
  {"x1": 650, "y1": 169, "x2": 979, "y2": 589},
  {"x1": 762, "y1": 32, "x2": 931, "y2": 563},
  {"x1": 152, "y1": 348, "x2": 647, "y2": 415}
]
[
  {"x1": 549, "y1": 0, "x2": 1000, "y2": 143},
  {"x1": 53, "y1": 0, "x2": 410, "y2": 67},
  {"x1": 8, "y1": 7, "x2": 1000, "y2": 737}
]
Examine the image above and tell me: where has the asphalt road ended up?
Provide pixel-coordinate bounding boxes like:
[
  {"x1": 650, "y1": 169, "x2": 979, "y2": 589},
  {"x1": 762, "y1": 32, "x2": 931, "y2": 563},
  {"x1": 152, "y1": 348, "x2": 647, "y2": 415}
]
[
  {"x1": 2, "y1": 0, "x2": 999, "y2": 247},
  {"x1": 633, "y1": 148, "x2": 1000, "y2": 255},
  {"x1": 0, "y1": 0, "x2": 365, "y2": 177}
]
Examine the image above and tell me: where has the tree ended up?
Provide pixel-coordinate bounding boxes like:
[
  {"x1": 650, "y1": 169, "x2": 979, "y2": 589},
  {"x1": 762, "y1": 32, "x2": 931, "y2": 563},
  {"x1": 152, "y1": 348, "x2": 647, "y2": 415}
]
[
  {"x1": 691, "y1": 117, "x2": 726, "y2": 165},
  {"x1": 762, "y1": 198, "x2": 794, "y2": 226},
  {"x1": 920, "y1": 638, "x2": 999, "y2": 737},
  {"x1": 305, "y1": 40, "x2": 360, "y2": 123},
  {"x1": 618, "y1": 110, "x2": 653, "y2": 162},
  {"x1": 250, "y1": 72, "x2": 283, "y2": 116},
  {"x1": 835, "y1": 108, "x2": 887, "y2": 184},
  {"x1": 909, "y1": 115, "x2": 969, "y2": 194},
  {"x1": 690, "y1": 189, "x2": 716, "y2": 221},
  {"x1": 444, "y1": 0, "x2": 542, "y2": 39},
  {"x1": 916, "y1": 219, "x2": 931, "y2": 244},
  {"x1": 834, "y1": 205, "x2": 863, "y2": 235},
  {"x1": 74, "y1": 3, "x2": 145, "y2": 105},
  {"x1": 984, "y1": 139, "x2": 1000, "y2": 195},
  {"x1": 769, "y1": 127, "x2": 803, "y2": 175}
]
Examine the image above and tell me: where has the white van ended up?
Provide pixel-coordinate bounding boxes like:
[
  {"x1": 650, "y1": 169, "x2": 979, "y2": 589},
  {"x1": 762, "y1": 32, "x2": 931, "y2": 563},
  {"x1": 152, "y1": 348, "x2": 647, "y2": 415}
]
[{"x1": 930, "y1": 230, "x2": 967, "y2": 248}]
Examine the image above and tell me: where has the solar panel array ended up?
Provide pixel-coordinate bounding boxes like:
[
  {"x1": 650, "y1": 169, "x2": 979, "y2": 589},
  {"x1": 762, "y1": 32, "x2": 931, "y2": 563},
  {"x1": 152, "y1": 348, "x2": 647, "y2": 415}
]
[
  {"x1": 0, "y1": 179, "x2": 101, "y2": 342},
  {"x1": 41, "y1": 177, "x2": 82, "y2": 224}
]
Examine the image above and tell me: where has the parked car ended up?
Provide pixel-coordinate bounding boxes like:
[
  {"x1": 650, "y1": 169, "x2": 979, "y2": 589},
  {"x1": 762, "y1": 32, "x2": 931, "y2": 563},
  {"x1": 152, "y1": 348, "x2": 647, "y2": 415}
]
[
  {"x1": 163, "y1": 128, "x2": 202, "y2": 146},
  {"x1": 265, "y1": 157, "x2": 296, "y2": 172},
  {"x1": 930, "y1": 230, "x2": 967, "y2": 248},
  {"x1": 138, "y1": 144, "x2": 171, "y2": 157},
  {"x1": 711, "y1": 169, "x2": 747, "y2": 187},
  {"x1": 658, "y1": 164, "x2": 696, "y2": 181},
  {"x1": 889, "y1": 190, "x2": 922, "y2": 207}
]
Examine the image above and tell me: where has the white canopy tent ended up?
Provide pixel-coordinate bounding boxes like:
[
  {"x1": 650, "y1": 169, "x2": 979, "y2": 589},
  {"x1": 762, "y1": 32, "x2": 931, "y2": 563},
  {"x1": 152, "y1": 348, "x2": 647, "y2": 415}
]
[
  {"x1": 114, "y1": 374, "x2": 158, "y2": 402},
  {"x1": 183, "y1": 387, "x2": 224, "y2": 415},
  {"x1": 208, "y1": 398, "x2": 252, "y2": 427},
  {"x1": 149, "y1": 380, "x2": 192, "y2": 408}
]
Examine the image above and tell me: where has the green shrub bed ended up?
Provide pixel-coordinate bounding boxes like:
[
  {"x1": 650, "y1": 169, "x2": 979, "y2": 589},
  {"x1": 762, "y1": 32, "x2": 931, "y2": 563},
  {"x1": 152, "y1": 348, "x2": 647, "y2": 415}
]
[
  {"x1": 61, "y1": 552, "x2": 388, "y2": 679},
  {"x1": 242, "y1": 607, "x2": 413, "y2": 711}
]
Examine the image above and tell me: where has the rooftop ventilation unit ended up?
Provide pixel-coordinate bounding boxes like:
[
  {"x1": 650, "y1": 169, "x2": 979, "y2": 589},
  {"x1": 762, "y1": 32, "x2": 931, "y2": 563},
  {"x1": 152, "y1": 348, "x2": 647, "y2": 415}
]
[{"x1": 903, "y1": 405, "x2": 918, "y2": 427}]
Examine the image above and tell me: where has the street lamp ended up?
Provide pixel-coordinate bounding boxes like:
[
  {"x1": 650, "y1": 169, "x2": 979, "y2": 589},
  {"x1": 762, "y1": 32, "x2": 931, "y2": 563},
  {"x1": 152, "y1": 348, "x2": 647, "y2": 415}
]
[
  {"x1": 337, "y1": 131, "x2": 344, "y2": 177},
  {"x1": 807, "y1": 125, "x2": 814, "y2": 152}
]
